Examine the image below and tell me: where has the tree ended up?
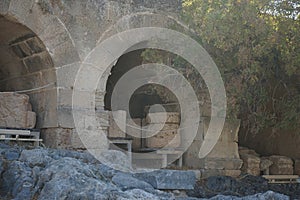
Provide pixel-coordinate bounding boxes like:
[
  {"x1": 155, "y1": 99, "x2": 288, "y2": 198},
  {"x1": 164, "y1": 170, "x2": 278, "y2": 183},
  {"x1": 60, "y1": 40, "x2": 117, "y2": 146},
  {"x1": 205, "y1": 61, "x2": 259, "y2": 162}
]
[{"x1": 180, "y1": 0, "x2": 300, "y2": 134}]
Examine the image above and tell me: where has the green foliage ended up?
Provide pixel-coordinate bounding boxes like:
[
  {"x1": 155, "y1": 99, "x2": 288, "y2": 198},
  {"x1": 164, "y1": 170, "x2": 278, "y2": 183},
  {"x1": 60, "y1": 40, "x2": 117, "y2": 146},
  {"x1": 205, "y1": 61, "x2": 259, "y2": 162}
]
[
  {"x1": 142, "y1": 0, "x2": 300, "y2": 135},
  {"x1": 182, "y1": 0, "x2": 300, "y2": 134}
]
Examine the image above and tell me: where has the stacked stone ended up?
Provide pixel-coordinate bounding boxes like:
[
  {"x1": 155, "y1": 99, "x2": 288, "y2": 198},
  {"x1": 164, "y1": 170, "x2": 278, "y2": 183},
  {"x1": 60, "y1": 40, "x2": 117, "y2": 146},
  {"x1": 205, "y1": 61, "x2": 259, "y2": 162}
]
[
  {"x1": 0, "y1": 92, "x2": 36, "y2": 129},
  {"x1": 194, "y1": 118, "x2": 243, "y2": 178},
  {"x1": 269, "y1": 155, "x2": 294, "y2": 175},
  {"x1": 239, "y1": 147, "x2": 261, "y2": 176},
  {"x1": 145, "y1": 112, "x2": 181, "y2": 148}
]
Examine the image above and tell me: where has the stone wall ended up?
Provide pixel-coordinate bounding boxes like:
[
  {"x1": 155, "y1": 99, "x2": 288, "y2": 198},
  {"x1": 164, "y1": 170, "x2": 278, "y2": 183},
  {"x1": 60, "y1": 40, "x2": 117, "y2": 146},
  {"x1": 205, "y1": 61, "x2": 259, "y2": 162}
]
[{"x1": 0, "y1": 0, "x2": 183, "y2": 148}]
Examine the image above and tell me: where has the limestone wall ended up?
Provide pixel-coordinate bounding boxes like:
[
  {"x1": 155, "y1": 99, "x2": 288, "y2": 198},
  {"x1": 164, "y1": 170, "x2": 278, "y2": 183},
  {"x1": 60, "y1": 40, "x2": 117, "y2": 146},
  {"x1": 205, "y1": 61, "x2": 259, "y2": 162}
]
[{"x1": 0, "y1": 0, "x2": 183, "y2": 148}]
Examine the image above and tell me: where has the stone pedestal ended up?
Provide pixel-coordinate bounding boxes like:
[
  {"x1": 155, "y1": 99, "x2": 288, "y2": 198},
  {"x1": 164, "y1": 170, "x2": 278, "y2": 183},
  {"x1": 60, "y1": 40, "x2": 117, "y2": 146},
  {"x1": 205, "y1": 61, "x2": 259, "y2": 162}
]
[{"x1": 184, "y1": 118, "x2": 242, "y2": 177}]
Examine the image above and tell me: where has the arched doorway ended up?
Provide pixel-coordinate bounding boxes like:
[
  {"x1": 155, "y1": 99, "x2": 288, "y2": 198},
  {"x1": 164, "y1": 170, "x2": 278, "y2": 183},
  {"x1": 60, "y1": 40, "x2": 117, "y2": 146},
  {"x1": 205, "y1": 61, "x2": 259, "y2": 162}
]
[{"x1": 0, "y1": 15, "x2": 57, "y2": 128}]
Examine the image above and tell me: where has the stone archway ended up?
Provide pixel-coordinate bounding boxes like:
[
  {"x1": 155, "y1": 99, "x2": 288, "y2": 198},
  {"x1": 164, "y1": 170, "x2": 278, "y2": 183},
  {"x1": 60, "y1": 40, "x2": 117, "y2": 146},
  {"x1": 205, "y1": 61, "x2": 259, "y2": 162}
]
[
  {"x1": 0, "y1": 1, "x2": 81, "y2": 148},
  {"x1": 0, "y1": 14, "x2": 57, "y2": 128}
]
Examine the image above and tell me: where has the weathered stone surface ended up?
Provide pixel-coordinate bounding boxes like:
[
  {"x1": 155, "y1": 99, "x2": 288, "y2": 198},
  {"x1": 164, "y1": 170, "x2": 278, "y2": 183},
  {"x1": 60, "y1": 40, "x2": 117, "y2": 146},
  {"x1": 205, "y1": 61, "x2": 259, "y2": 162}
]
[
  {"x1": 145, "y1": 123, "x2": 180, "y2": 148},
  {"x1": 99, "y1": 150, "x2": 132, "y2": 172},
  {"x1": 199, "y1": 157, "x2": 243, "y2": 170},
  {"x1": 127, "y1": 118, "x2": 145, "y2": 149},
  {"x1": 19, "y1": 149, "x2": 53, "y2": 167},
  {"x1": 134, "y1": 170, "x2": 196, "y2": 190},
  {"x1": 269, "y1": 155, "x2": 294, "y2": 175},
  {"x1": 2, "y1": 148, "x2": 20, "y2": 161},
  {"x1": 0, "y1": 92, "x2": 36, "y2": 129},
  {"x1": 146, "y1": 112, "x2": 180, "y2": 124},
  {"x1": 112, "y1": 172, "x2": 154, "y2": 191},
  {"x1": 240, "y1": 153, "x2": 260, "y2": 176},
  {"x1": 201, "y1": 169, "x2": 242, "y2": 178},
  {"x1": 295, "y1": 159, "x2": 300, "y2": 175},
  {"x1": 109, "y1": 110, "x2": 127, "y2": 138},
  {"x1": 2, "y1": 160, "x2": 35, "y2": 200},
  {"x1": 239, "y1": 146, "x2": 260, "y2": 157},
  {"x1": 260, "y1": 157, "x2": 273, "y2": 175}
]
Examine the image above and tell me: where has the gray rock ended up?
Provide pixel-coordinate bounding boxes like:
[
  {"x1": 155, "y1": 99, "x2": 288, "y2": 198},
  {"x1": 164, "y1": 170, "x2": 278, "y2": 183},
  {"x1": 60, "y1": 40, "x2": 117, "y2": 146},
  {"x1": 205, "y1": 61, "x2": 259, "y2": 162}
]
[
  {"x1": 97, "y1": 163, "x2": 119, "y2": 178},
  {"x1": 2, "y1": 161, "x2": 35, "y2": 200},
  {"x1": 203, "y1": 191, "x2": 289, "y2": 200},
  {"x1": 112, "y1": 172, "x2": 154, "y2": 191},
  {"x1": 134, "y1": 170, "x2": 196, "y2": 190},
  {"x1": 100, "y1": 150, "x2": 132, "y2": 172},
  {"x1": 38, "y1": 157, "x2": 118, "y2": 200},
  {"x1": 123, "y1": 189, "x2": 161, "y2": 200},
  {"x1": 19, "y1": 149, "x2": 53, "y2": 167},
  {"x1": 2, "y1": 148, "x2": 20, "y2": 161}
]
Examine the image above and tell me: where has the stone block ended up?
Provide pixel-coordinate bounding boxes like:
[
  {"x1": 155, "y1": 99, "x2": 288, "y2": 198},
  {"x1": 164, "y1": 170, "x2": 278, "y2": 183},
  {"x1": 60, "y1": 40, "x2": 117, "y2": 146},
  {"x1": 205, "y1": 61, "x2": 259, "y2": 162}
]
[
  {"x1": 134, "y1": 170, "x2": 196, "y2": 190},
  {"x1": 108, "y1": 110, "x2": 127, "y2": 138},
  {"x1": 26, "y1": 111, "x2": 36, "y2": 129},
  {"x1": 239, "y1": 146, "x2": 260, "y2": 157},
  {"x1": 23, "y1": 52, "x2": 53, "y2": 73},
  {"x1": 260, "y1": 157, "x2": 273, "y2": 175},
  {"x1": 145, "y1": 124, "x2": 180, "y2": 148},
  {"x1": 146, "y1": 112, "x2": 180, "y2": 124},
  {"x1": 269, "y1": 155, "x2": 294, "y2": 175},
  {"x1": 240, "y1": 153, "x2": 260, "y2": 176},
  {"x1": 201, "y1": 169, "x2": 241, "y2": 178},
  {"x1": 199, "y1": 157, "x2": 243, "y2": 170},
  {"x1": 127, "y1": 118, "x2": 144, "y2": 150},
  {"x1": 0, "y1": 92, "x2": 36, "y2": 129},
  {"x1": 56, "y1": 62, "x2": 80, "y2": 89},
  {"x1": 26, "y1": 37, "x2": 45, "y2": 53},
  {"x1": 294, "y1": 160, "x2": 300, "y2": 175}
]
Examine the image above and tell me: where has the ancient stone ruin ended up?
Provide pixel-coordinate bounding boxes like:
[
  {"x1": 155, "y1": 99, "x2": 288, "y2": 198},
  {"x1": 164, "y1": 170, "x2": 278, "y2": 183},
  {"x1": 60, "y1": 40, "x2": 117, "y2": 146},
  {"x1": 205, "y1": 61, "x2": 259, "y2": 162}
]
[{"x1": 0, "y1": 0, "x2": 299, "y2": 185}]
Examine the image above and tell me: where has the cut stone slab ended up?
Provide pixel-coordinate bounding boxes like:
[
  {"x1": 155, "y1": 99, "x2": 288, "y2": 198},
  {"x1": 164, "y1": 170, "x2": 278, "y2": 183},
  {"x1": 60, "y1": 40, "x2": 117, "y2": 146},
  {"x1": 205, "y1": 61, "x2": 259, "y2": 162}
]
[
  {"x1": 145, "y1": 124, "x2": 180, "y2": 148},
  {"x1": 108, "y1": 110, "x2": 127, "y2": 138},
  {"x1": 134, "y1": 170, "x2": 196, "y2": 190},
  {"x1": 0, "y1": 92, "x2": 36, "y2": 129},
  {"x1": 199, "y1": 157, "x2": 243, "y2": 170},
  {"x1": 269, "y1": 155, "x2": 294, "y2": 175},
  {"x1": 146, "y1": 112, "x2": 180, "y2": 124},
  {"x1": 295, "y1": 159, "x2": 300, "y2": 176},
  {"x1": 200, "y1": 169, "x2": 241, "y2": 179},
  {"x1": 112, "y1": 173, "x2": 154, "y2": 191},
  {"x1": 240, "y1": 153, "x2": 260, "y2": 176}
]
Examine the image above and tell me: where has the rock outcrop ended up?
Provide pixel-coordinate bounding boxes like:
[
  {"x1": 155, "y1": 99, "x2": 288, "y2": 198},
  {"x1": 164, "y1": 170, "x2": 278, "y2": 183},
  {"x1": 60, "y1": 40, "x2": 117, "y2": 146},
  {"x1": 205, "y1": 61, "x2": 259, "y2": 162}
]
[{"x1": 0, "y1": 144, "x2": 296, "y2": 200}]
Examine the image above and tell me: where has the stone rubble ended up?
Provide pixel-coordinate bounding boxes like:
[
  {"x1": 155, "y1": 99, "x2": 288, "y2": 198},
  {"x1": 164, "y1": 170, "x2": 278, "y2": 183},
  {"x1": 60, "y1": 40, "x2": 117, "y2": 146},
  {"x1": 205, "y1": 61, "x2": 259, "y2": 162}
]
[
  {"x1": 239, "y1": 147, "x2": 296, "y2": 176},
  {"x1": 0, "y1": 143, "x2": 293, "y2": 200}
]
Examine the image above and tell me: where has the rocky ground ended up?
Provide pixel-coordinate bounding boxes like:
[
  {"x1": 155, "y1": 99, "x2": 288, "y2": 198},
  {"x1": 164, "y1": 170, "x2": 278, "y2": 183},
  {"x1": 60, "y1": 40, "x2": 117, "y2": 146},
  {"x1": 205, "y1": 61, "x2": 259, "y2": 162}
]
[{"x1": 0, "y1": 143, "x2": 296, "y2": 200}]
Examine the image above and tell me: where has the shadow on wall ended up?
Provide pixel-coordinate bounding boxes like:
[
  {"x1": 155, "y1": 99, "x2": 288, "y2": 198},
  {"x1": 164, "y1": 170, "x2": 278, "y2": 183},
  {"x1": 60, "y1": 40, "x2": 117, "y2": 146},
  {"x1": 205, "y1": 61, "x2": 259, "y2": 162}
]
[{"x1": 0, "y1": 15, "x2": 57, "y2": 128}]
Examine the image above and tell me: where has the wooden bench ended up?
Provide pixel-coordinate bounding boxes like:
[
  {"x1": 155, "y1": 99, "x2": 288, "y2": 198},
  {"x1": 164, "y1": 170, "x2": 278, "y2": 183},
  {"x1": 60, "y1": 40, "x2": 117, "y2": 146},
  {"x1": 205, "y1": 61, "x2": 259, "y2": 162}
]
[
  {"x1": 0, "y1": 128, "x2": 42, "y2": 147},
  {"x1": 263, "y1": 175, "x2": 300, "y2": 184}
]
